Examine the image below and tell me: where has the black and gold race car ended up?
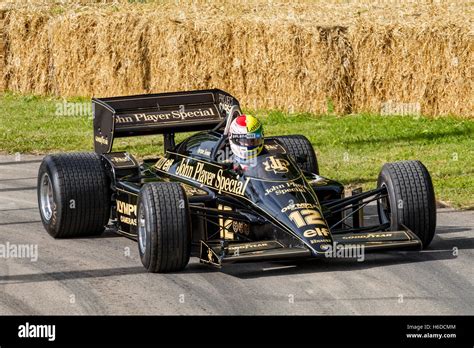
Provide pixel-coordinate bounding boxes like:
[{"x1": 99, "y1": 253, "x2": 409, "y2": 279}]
[{"x1": 37, "y1": 89, "x2": 437, "y2": 272}]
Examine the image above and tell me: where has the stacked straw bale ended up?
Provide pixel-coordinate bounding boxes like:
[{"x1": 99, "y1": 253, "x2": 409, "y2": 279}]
[
  {"x1": 0, "y1": 8, "x2": 6, "y2": 91},
  {"x1": 350, "y1": 23, "x2": 473, "y2": 116},
  {"x1": 0, "y1": 1, "x2": 472, "y2": 116}
]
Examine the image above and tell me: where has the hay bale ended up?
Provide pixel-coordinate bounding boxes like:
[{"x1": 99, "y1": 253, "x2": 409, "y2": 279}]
[
  {"x1": 350, "y1": 22, "x2": 473, "y2": 117},
  {"x1": 49, "y1": 10, "x2": 152, "y2": 96},
  {"x1": 147, "y1": 19, "x2": 353, "y2": 114},
  {"x1": 0, "y1": 9, "x2": 6, "y2": 92},
  {"x1": 0, "y1": 1, "x2": 472, "y2": 116},
  {"x1": 3, "y1": 9, "x2": 53, "y2": 94}
]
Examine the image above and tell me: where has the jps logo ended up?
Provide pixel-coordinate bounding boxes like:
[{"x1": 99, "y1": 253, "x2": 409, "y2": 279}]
[{"x1": 263, "y1": 156, "x2": 290, "y2": 174}]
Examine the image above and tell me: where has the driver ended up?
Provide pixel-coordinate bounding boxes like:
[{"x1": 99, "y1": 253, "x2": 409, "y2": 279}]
[{"x1": 228, "y1": 114, "x2": 264, "y2": 165}]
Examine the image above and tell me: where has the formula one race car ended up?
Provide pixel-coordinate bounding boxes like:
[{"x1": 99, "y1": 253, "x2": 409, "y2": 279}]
[{"x1": 37, "y1": 89, "x2": 437, "y2": 272}]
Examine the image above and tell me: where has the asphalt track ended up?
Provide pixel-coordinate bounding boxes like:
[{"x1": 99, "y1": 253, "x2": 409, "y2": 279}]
[{"x1": 0, "y1": 154, "x2": 472, "y2": 315}]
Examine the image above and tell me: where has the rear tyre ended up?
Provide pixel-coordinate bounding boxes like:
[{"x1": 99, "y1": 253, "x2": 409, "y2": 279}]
[
  {"x1": 138, "y1": 182, "x2": 191, "y2": 273},
  {"x1": 37, "y1": 152, "x2": 111, "y2": 238},
  {"x1": 377, "y1": 160, "x2": 436, "y2": 248},
  {"x1": 274, "y1": 135, "x2": 319, "y2": 174}
]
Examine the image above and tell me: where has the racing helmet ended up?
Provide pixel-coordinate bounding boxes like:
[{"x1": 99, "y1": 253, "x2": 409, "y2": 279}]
[{"x1": 229, "y1": 114, "x2": 264, "y2": 161}]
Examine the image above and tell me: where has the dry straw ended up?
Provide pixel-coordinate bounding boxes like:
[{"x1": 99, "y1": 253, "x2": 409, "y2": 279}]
[{"x1": 0, "y1": 1, "x2": 472, "y2": 116}]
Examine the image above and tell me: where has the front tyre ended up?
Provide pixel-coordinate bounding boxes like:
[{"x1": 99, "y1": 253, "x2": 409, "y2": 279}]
[
  {"x1": 377, "y1": 160, "x2": 436, "y2": 248},
  {"x1": 37, "y1": 152, "x2": 111, "y2": 238},
  {"x1": 138, "y1": 182, "x2": 191, "y2": 273}
]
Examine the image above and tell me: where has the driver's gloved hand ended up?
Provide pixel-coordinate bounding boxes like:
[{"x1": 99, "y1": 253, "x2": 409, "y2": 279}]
[{"x1": 231, "y1": 163, "x2": 247, "y2": 177}]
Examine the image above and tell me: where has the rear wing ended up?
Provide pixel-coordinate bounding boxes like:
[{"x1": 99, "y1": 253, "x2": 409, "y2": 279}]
[{"x1": 92, "y1": 89, "x2": 239, "y2": 154}]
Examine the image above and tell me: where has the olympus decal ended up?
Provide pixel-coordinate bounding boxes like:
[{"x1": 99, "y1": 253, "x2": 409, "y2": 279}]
[{"x1": 116, "y1": 200, "x2": 137, "y2": 226}]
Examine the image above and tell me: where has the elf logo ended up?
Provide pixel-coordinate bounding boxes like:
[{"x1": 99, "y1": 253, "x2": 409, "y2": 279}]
[{"x1": 18, "y1": 322, "x2": 56, "y2": 341}]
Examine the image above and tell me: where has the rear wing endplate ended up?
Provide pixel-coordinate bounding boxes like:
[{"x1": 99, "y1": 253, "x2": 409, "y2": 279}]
[{"x1": 92, "y1": 89, "x2": 239, "y2": 154}]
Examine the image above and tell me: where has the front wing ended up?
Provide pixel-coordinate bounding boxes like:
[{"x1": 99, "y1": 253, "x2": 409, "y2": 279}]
[{"x1": 199, "y1": 225, "x2": 422, "y2": 267}]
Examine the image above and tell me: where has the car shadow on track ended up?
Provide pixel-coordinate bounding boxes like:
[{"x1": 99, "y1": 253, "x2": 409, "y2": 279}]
[
  {"x1": 0, "y1": 176, "x2": 37, "y2": 182},
  {"x1": 202, "y1": 234, "x2": 474, "y2": 279},
  {"x1": 0, "y1": 160, "x2": 42, "y2": 166},
  {"x1": 1, "y1": 235, "x2": 470, "y2": 283},
  {"x1": 435, "y1": 226, "x2": 472, "y2": 234},
  {"x1": 72, "y1": 229, "x2": 125, "y2": 239},
  {"x1": 206, "y1": 206, "x2": 474, "y2": 279},
  {"x1": 0, "y1": 186, "x2": 37, "y2": 192},
  {"x1": 0, "y1": 266, "x2": 146, "y2": 285}
]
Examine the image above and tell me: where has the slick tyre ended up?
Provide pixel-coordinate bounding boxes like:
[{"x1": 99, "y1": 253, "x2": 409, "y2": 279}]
[
  {"x1": 377, "y1": 160, "x2": 436, "y2": 248},
  {"x1": 274, "y1": 135, "x2": 319, "y2": 174},
  {"x1": 37, "y1": 152, "x2": 111, "y2": 238},
  {"x1": 137, "y1": 182, "x2": 191, "y2": 273}
]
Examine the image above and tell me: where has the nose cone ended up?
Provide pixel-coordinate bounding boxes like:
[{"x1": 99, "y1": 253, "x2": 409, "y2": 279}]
[{"x1": 245, "y1": 177, "x2": 333, "y2": 255}]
